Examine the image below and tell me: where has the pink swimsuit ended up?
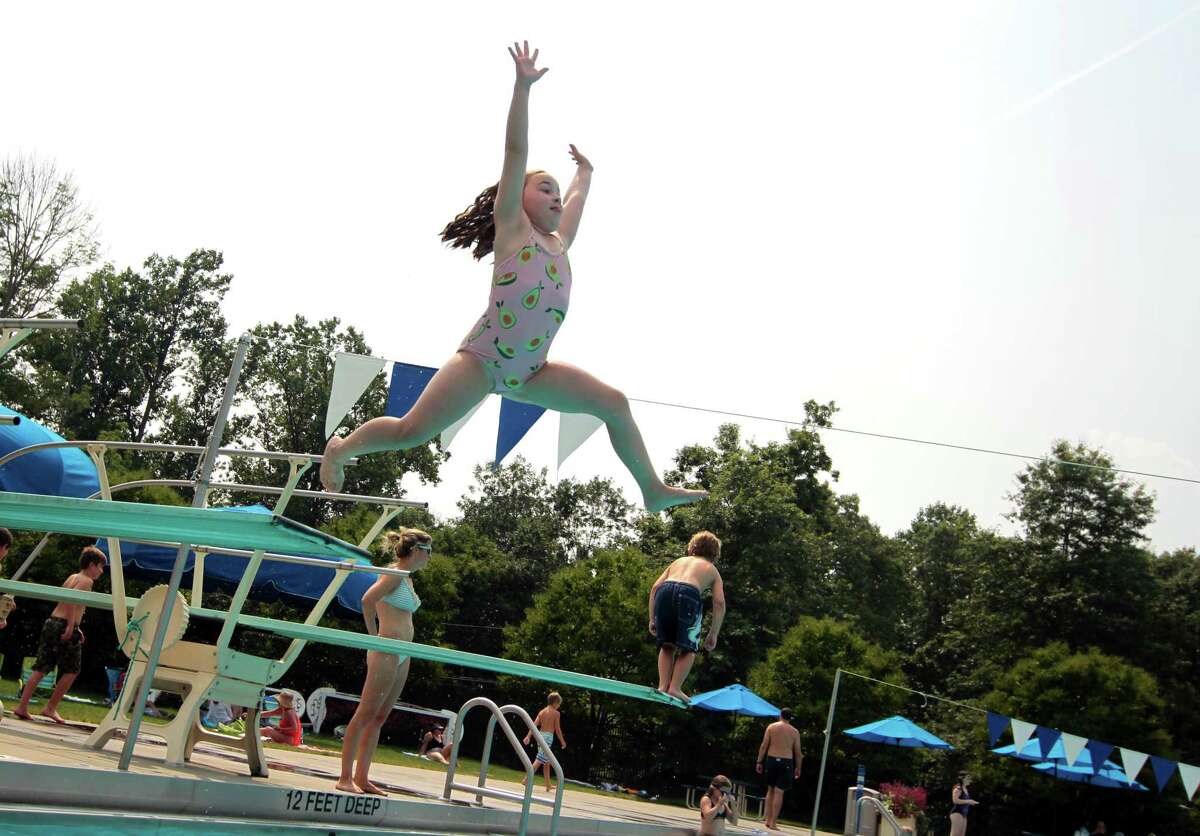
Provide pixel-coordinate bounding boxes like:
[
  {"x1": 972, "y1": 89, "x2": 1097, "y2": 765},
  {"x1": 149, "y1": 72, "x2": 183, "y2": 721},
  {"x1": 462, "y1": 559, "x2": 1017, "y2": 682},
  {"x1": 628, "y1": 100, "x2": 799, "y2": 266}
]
[{"x1": 459, "y1": 233, "x2": 572, "y2": 393}]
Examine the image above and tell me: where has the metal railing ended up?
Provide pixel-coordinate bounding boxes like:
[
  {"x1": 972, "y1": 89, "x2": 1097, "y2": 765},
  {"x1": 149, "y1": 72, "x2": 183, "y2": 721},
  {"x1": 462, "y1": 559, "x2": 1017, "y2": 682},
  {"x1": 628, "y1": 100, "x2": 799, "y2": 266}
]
[
  {"x1": 856, "y1": 794, "x2": 910, "y2": 836},
  {"x1": 443, "y1": 696, "x2": 564, "y2": 836}
]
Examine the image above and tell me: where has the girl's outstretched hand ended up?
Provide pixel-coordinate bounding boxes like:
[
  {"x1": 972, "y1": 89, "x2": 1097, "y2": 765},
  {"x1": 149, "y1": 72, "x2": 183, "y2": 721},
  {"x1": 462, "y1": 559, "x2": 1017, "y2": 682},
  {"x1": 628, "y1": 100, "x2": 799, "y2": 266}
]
[
  {"x1": 509, "y1": 41, "x2": 548, "y2": 86},
  {"x1": 569, "y1": 144, "x2": 593, "y2": 172}
]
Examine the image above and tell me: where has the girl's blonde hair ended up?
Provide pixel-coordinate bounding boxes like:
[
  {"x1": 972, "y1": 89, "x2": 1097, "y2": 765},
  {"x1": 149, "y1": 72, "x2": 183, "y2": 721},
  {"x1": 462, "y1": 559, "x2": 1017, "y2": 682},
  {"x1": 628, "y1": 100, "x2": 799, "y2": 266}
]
[{"x1": 379, "y1": 528, "x2": 433, "y2": 561}]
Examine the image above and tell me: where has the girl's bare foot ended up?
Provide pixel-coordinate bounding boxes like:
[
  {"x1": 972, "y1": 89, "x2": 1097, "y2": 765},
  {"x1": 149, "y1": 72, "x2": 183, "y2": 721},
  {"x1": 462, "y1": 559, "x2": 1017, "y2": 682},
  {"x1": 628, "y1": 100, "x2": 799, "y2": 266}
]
[
  {"x1": 40, "y1": 709, "x2": 66, "y2": 725},
  {"x1": 320, "y1": 437, "x2": 346, "y2": 492},
  {"x1": 334, "y1": 779, "x2": 363, "y2": 794},
  {"x1": 665, "y1": 688, "x2": 690, "y2": 704},
  {"x1": 643, "y1": 485, "x2": 708, "y2": 513},
  {"x1": 12, "y1": 707, "x2": 33, "y2": 721},
  {"x1": 355, "y1": 779, "x2": 388, "y2": 796}
]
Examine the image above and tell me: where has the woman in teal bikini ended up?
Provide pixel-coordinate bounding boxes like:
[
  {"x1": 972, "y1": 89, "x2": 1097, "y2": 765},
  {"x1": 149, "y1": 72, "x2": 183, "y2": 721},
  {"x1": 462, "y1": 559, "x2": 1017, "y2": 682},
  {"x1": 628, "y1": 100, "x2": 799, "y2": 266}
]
[
  {"x1": 321, "y1": 42, "x2": 706, "y2": 513},
  {"x1": 335, "y1": 528, "x2": 431, "y2": 795}
]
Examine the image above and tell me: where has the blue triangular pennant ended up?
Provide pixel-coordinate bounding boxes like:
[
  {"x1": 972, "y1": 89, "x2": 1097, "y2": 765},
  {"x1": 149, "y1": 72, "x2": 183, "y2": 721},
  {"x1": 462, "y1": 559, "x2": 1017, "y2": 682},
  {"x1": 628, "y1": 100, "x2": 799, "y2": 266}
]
[
  {"x1": 986, "y1": 711, "x2": 1009, "y2": 747},
  {"x1": 495, "y1": 399, "x2": 546, "y2": 466},
  {"x1": 385, "y1": 362, "x2": 437, "y2": 418},
  {"x1": 1086, "y1": 740, "x2": 1115, "y2": 775},
  {"x1": 1034, "y1": 726, "x2": 1062, "y2": 758},
  {"x1": 1150, "y1": 755, "x2": 1178, "y2": 793}
]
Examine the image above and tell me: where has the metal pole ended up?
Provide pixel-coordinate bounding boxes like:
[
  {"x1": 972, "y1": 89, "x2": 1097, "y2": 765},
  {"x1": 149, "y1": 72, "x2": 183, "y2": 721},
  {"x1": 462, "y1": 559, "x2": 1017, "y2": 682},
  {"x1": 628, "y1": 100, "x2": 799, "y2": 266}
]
[
  {"x1": 0, "y1": 415, "x2": 19, "y2": 425},
  {"x1": 118, "y1": 333, "x2": 251, "y2": 770},
  {"x1": 811, "y1": 667, "x2": 843, "y2": 836}
]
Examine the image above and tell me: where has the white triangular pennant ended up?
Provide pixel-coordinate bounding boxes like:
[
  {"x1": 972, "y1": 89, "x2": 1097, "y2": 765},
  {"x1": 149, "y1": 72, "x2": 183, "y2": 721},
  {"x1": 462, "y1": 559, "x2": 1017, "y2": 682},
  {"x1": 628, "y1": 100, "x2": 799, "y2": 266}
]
[
  {"x1": 1179, "y1": 763, "x2": 1200, "y2": 800},
  {"x1": 440, "y1": 399, "x2": 486, "y2": 450},
  {"x1": 1119, "y1": 748, "x2": 1149, "y2": 785},
  {"x1": 325, "y1": 353, "x2": 387, "y2": 438},
  {"x1": 557, "y1": 412, "x2": 605, "y2": 472},
  {"x1": 1060, "y1": 732, "x2": 1088, "y2": 767},
  {"x1": 1011, "y1": 719, "x2": 1037, "y2": 754}
]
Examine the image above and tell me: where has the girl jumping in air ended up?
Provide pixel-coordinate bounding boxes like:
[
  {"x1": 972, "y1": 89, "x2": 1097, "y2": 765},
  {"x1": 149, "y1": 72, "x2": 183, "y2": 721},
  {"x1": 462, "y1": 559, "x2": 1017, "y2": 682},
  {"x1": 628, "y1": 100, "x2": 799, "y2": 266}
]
[{"x1": 321, "y1": 42, "x2": 706, "y2": 513}]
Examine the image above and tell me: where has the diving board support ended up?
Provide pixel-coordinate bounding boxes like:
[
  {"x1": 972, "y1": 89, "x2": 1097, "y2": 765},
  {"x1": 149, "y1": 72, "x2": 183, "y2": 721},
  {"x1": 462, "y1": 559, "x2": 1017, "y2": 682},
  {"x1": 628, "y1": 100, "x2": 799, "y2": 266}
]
[
  {"x1": 0, "y1": 318, "x2": 79, "y2": 360},
  {"x1": 118, "y1": 331, "x2": 251, "y2": 771},
  {"x1": 443, "y1": 697, "x2": 564, "y2": 836}
]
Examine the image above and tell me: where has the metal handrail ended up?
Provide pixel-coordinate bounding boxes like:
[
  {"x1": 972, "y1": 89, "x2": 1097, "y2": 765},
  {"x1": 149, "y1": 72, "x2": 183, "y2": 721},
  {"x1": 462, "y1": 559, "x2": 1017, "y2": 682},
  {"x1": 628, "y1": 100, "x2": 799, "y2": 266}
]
[
  {"x1": 0, "y1": 415, "x2": 18, "y2": 426},
  {"x1": 443, "y1": 697, "x2": 564, "y2": 836},
  {"x1": 0, "y1": 319, "x2": 80, "y2": 330},
  {"x1": 82, "y1": 478, "x2": 426, "y2": 509},
  {"x1": 0, "y1": 439, "x2": 357, "y2": 470},
  {"x1": 856, "y1": 794, "x2": 910, "y2": 836}
]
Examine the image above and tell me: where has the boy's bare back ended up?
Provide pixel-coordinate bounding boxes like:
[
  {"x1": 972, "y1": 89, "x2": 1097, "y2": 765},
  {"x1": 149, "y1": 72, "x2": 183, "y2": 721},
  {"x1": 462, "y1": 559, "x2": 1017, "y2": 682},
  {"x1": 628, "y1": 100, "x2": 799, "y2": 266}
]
[
  {"x1": 662, "y1": 556, "x2": 722, "y2": 593},
  {"x1": 536, "y1": 705, "x2": 563, "y2": 735},
  {"x1": 49, "y1": 572, "x2": 93, "y2": 621}
]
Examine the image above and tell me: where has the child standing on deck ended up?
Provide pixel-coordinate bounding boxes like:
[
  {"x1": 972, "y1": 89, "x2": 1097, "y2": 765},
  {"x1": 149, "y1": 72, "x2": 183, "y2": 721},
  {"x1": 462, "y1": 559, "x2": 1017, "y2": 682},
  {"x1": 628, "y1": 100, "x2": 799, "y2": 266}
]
[
  {"x1": 522, "y1": 691, "x2": 567, "y2": 792},
  {"x1": 649, "y1": 532, "x2": 726, "y2": 702},
  {"x1": 13, "y1": 546, "x2": 106, "y2": 723}
]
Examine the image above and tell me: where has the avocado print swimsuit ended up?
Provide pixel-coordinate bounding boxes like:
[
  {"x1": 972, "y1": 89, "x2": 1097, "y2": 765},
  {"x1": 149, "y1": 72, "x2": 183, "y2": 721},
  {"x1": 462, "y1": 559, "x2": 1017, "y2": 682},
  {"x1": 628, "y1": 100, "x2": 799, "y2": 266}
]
[{"x1": 458, "y1": 232, "x2": 571, "y2": 393}]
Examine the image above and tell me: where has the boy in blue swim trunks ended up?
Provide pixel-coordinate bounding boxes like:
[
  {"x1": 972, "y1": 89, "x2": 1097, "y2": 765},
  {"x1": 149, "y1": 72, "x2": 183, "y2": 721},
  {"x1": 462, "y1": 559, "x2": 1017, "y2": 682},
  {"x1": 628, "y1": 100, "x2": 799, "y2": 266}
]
[{"x1": 648, "y1": 531, "x2": 726, "y2": 702}]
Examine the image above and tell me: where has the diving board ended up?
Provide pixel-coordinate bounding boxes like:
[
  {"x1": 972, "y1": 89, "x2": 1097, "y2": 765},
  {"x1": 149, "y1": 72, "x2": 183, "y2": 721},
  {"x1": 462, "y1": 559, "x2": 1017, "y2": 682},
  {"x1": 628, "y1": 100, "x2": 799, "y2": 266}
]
[
  {"x1": 0, "y1": 578, "x2": 686, "y2": 708},
  {"x1": 0, "y1": 491, "x2": 372, "y2": 562}
]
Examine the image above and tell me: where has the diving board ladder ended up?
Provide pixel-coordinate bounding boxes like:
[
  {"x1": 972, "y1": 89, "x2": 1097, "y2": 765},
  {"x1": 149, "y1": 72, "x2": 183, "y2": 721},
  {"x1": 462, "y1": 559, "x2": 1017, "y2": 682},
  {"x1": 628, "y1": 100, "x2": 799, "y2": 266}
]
[{"x1": 443, "y1": 697, "x2": 564, "y2": 836}]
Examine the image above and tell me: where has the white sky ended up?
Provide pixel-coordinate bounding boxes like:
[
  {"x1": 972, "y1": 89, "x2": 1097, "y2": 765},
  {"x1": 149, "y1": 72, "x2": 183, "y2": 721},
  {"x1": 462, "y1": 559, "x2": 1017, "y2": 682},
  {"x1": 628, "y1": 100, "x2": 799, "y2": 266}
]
[{"x1": 4, "y1": 1, "x2": 1197, "y2": 552}]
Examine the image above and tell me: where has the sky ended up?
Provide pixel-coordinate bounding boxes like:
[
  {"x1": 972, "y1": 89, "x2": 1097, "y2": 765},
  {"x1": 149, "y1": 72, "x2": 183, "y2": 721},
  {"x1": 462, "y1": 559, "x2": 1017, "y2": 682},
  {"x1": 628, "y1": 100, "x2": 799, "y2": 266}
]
[{"x1": 4, "y1": 1, "x2": 1197, "y2": 551}]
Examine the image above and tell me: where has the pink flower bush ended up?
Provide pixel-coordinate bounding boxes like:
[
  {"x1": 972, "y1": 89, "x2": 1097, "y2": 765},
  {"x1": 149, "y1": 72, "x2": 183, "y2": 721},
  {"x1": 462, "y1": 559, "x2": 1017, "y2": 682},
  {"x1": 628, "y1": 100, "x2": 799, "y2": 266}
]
[{"x1": 879, "y1": 782, "x2": 928, "y2": 817}]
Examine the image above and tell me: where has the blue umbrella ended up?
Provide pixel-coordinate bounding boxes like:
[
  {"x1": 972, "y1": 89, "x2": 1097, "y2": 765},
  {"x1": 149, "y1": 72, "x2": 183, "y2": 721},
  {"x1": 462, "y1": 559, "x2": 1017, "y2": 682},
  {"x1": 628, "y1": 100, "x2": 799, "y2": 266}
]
[
  {"x1": 1032, "y1": 761, "x2": 1148, "y2": 791},
  {"x1": 0, "y1": 405, "x2": 99, "y2": 498},
  {"x1": 689, "y1": 684, "x2": 781, "y2": 717},
  {"x1": 97, "y1": 504, "x2": 377, "y2": 619},
  {"x1": 843, "y1": 716, "x2": 955, "y2": 749}
]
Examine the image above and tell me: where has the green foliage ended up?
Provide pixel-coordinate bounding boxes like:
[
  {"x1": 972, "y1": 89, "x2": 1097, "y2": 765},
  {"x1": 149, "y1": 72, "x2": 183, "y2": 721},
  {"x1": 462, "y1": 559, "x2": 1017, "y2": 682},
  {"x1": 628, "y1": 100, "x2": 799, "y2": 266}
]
[
  {"x1": 228, "y1": 316, "x2": 447, "y2": 526},
  {"x1": 0, "y1": 154, "x2": 98, "y2": 318},
  {"x1": 19, "y1": 251, "x2": 231, "y2": 443},
  {"x1": 500, "y1": 548, "x2": 660, "y2": 775}
]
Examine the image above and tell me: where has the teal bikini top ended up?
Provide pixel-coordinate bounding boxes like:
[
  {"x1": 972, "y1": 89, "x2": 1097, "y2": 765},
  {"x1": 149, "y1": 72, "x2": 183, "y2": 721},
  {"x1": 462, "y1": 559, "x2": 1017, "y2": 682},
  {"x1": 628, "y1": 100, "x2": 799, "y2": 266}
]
[{"x1": 381, "y1": 578, "x2": 420, "y2": 613}]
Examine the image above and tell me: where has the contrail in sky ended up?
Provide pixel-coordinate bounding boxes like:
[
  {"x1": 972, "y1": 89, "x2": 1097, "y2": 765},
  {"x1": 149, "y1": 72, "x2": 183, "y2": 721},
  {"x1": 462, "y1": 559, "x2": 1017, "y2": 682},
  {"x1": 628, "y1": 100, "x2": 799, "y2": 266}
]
[{"x1": 1000, "y1": 1, "x2": 1200, "y2": 121}]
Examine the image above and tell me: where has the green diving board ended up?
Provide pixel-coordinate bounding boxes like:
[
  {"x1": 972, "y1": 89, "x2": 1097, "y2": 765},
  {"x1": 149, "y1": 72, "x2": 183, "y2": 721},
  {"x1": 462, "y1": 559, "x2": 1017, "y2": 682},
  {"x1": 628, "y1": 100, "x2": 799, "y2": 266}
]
[
  {"x1": 0, "y1": 579, "x2": 686, "y2": 708},
  {"x1": 0, "y1": 491, "x2": 371, "y2": 562}
]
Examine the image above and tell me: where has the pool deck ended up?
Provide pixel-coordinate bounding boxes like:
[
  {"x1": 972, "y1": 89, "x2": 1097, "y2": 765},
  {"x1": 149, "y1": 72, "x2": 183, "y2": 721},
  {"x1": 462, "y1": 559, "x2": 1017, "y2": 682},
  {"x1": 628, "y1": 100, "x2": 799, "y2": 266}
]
[{"x1": 0, "y1": 713, "x2": 828, "y2": 836}]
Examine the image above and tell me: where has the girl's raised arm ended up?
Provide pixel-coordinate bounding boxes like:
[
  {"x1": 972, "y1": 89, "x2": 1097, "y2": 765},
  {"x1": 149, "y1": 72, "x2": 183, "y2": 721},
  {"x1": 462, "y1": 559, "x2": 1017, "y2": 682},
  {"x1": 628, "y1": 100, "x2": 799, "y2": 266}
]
[
  {"x1": 557, "y1": 144, "x2": 592, "y2": 249},
  {"x1": 494, "y1": 41, "x2": 548, "y2": 238}
]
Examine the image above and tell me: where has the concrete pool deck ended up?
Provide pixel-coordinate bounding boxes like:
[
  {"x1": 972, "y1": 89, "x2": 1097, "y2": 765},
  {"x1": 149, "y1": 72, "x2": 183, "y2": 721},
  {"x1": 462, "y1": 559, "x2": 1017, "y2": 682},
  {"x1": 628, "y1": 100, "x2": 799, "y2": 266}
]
[{"x1": 0, "y1": 714, "x2": 830, "y2": 836}]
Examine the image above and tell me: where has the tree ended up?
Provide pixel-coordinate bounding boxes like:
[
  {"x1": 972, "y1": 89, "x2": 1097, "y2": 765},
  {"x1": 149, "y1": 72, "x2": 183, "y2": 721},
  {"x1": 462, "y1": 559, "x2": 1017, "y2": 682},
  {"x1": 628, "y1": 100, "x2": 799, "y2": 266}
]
[
  {"x1": 654, "y1": 404, "x2": 908, "y2": 687},
  {"x1": 1008, "y1": 441, "x2": 1155, "y2": 561},
  {"x1": 15, "y1": 250, "x2": 231, "y2": 445},
  {"x1": 1005, "y1": 442, "x2": 1158, "y2": 663},
  {"x1": 976, "y1": 642, "x2": 1179, "y2": 832},
  {"x1": 0, "y1": 154, "x2": 98, "y2": 318},
  {"x1": 228, "y1": 316, "x2": 446, "y2": 526},
  {"x1": 501, "y1": 547, "x2": 661, "y2": 780}
]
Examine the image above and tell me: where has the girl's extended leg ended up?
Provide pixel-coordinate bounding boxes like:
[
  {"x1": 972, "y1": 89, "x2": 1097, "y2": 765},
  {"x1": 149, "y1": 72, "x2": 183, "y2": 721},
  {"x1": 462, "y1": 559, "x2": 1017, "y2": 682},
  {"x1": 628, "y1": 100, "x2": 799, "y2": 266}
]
[
  {"x1": 512, "y1": 362, "x2": 707, "y2": 512},
  {"x1": 336, "y1": 650, "x2": 401, "y2": 793},
  {"x1": 321, "y1": 351, "x2": 492, "y2": 491}
]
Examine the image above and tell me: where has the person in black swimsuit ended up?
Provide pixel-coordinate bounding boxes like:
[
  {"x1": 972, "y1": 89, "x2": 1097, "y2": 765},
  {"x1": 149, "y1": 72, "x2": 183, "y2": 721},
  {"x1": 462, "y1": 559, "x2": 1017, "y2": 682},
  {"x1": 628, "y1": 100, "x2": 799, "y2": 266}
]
[
  {"x1": 950, "y1": 772, "x2": 979, "y2": 835},
  {"x1": 699, "y1": 774, "x2": 739, "y2": 835}
]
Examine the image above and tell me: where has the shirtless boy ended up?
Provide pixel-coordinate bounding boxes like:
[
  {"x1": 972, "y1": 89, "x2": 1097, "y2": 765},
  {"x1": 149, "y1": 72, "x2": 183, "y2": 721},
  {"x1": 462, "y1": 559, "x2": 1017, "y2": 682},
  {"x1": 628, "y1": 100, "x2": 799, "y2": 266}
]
[
  {"x1": 14, "y1": 546, "x2": 106, "y2": 724},
  {"x1": 648, "y1": 531, "x2": 726, "y2": 701},
  {"x1": 522, "y1": 691, "x2": 567, "y2": 792},
  {"x1": 756, "y1": 707, "x2": 803, "y2": 831}
]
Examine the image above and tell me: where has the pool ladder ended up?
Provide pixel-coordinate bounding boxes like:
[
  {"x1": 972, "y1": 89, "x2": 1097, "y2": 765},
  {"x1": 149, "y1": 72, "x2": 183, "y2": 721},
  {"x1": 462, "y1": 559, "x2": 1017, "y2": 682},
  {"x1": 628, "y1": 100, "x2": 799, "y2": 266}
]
[
  {"x1": 855, "y1": 793, "x2": 912, "y2": 836},
  {"x1": 442, "y1": 696, "x2": 564, "y2": 836}
]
